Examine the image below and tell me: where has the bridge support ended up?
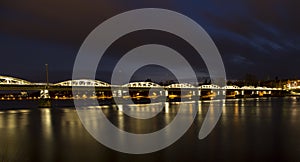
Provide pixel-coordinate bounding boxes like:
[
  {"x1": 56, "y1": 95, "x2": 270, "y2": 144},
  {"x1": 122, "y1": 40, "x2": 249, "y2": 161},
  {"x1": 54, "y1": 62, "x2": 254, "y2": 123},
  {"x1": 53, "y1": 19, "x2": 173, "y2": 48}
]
[
  {"x1": 190, "y1": 90, "x2": 198, "y2": 100},
  {"x1": 165, "y1": 90, "x2": 168, "y2": 97},
  {"x1": 39, "y1": 89, "x2": 52, "y2": 108},
  {"x1": 112, "y1": 90, "x2": 122, "y2": 97}
]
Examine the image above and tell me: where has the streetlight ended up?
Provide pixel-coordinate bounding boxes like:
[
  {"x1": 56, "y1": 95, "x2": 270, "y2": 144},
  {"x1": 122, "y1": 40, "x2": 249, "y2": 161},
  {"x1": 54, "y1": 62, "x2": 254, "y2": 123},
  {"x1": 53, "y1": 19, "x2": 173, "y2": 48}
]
[{"x1": 45, "y1": 64, "x2": 49, "y2": 88}]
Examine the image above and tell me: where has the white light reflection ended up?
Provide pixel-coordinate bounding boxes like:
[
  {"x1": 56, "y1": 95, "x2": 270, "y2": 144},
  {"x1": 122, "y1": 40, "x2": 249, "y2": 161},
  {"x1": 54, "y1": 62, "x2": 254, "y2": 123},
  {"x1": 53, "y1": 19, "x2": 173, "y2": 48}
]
[
  {"x1": 197, "y1": 101, "x2": 202, "y2": 114},
  {"x1": 222, "y1": 99, "x2": 227, "y2": 114},
  {"x1": 118, "y1": 104, "x2": 124, "y2": 112},
  {"x1": 122, "y1": 103, "x2": 164, "y2": 119},
  {"x1": 40, "y1": 109, "x2": 53, "y2": 141},
  {"x1": 255, "y1": 98, "x2": 260, "y2": 107},
  {"x1": 165, "y1": 102, "x2": 169, "y2": 113}
]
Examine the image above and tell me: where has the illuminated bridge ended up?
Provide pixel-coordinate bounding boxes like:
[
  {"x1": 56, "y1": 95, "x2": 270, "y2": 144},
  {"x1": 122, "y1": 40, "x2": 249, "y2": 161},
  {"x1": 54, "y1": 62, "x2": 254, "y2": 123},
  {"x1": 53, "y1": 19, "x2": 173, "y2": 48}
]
[{"x1": 0, "y1": 75, "x2": 287, "y2": 101}]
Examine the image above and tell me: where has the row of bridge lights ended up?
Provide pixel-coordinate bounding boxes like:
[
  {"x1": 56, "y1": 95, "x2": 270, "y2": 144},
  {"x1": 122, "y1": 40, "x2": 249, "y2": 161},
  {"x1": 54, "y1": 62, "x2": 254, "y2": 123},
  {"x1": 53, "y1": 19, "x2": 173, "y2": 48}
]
[
  {"x1": 0, "y1": 96, "x2": 84, "y2": 100},
  {"x1": 0, "y1": 89, "x2": 275, "y2": 101}
]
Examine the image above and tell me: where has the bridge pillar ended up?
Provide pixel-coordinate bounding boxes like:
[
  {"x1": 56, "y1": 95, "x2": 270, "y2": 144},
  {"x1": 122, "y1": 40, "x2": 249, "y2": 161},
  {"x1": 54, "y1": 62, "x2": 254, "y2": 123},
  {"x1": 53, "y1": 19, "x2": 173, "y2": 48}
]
[
  {"x1": 165, "y1": 90, "x2": 168, "y2": 97},
  {"x1": 112, "y1": 90, "x2": 117, "y2": 97},
  {"x1": 190, "y1": 90, "x2": 198, "y2": 101},
  {"x1": 118, "y1": 90, "x2": 122, "y2": 97},
  {"x1": 241, "y1": 90, "x2": 244, "y2": 96},
  {"x1": 39, "y1": 89, "x2": 52, "y2": 108},
  {"x1": 112, "y1": 89, "x2": 123, "y2": 97},
  {"x1": 159, "y1": 90, "x2": 163, "y2": 96},
  {"x1": 40, "y1": 89, "x2": 51, "y2": 99},
  {"x1": 198, "y1": 89, "x2": 201, "y2": 97}
]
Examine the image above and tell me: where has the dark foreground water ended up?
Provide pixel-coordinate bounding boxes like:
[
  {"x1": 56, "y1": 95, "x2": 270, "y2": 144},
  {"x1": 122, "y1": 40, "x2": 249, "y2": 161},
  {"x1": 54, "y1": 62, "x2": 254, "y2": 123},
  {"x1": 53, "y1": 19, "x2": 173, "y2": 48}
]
[{"x1": 0, "y1": 97, "x2": 300, "y2": 161}]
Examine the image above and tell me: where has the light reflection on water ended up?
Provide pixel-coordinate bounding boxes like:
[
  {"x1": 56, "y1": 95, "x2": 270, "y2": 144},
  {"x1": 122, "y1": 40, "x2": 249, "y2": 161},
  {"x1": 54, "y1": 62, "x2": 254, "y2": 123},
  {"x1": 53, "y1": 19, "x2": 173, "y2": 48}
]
[{"x1": 0, "y1": 97, "x2": 300, "y2": 161}]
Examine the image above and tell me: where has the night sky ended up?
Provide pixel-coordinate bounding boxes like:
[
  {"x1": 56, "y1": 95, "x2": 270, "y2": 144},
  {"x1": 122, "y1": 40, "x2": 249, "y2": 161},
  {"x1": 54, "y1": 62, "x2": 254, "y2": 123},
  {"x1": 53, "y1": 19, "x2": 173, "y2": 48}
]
[{"x1": 0, "y1": 0, "x2": 299, "y2": 83}]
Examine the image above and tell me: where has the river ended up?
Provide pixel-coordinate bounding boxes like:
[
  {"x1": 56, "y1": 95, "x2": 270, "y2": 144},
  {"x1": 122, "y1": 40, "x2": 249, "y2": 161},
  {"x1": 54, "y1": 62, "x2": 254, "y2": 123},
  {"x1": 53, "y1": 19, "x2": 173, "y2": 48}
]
[{"x1": 0, "y1": 97, "x2": 299, "y2": 161}]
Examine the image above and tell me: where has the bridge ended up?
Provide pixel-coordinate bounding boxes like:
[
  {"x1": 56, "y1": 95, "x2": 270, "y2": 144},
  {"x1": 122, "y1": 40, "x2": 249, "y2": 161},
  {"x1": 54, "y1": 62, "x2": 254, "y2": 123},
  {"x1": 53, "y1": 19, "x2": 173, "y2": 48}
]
[{"x1": 0, "y1": 75, "x2": 288, "y2": 101}]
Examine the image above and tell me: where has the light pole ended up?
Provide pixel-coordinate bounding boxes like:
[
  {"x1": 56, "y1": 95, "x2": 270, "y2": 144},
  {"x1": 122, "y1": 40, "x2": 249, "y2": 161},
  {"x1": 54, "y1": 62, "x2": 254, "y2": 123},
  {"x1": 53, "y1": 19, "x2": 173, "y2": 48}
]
[
  {"x1": 45, "y1": 64, "x2": 49, "y2": 88},
  {"x1": 39, "y1": 63, "x2": 51, "y2": 107}
]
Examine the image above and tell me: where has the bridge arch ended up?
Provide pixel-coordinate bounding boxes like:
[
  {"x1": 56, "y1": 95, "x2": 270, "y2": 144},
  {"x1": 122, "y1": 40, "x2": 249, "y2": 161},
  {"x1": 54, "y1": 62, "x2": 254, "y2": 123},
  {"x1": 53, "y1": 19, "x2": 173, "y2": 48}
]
[
  {"x1": 223, "y1": 85, "x2": 240, "y2": 89},
  {"x1": 122, "y1": 82, "x2": 162, "y2": 88},
  {"x1": 0, "y1": 76, "x2": 32, "y2": 85},
  {"x1": 166, "y1": 83, "x2": 195, "y2": 88},
  {"x1": 55, "y1": 79, "x2": 110, "y2": 87},
  {"x1": 201, "y1": 84, "x2": 221, "y2": 89},
  {"x1": 241, "y1": 86, "x2": 255, "y2": 90}
]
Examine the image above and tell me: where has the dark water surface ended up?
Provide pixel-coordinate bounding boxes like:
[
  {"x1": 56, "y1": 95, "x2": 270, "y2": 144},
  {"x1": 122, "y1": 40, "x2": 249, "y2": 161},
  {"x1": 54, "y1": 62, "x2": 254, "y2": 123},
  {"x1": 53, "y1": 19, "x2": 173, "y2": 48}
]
[{"x1": 0, "y1": 97, "x2": 300, "y2": 161}]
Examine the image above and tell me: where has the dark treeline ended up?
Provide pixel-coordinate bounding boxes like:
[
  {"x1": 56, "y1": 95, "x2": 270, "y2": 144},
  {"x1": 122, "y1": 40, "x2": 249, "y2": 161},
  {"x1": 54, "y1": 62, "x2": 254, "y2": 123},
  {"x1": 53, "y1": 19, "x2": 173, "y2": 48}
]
[
  {"x1": 137, "y1": 74, "x2": 296, "y2": 88},
  {"x1": 226, "y1": 74, "x2": 291, "y2": 88}
]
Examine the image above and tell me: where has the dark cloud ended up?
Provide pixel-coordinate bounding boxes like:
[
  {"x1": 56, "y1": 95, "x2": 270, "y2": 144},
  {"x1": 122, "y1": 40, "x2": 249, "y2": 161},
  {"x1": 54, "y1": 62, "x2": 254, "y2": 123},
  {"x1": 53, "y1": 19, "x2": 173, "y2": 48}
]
[{"x1": 0, "y1": 0, "x2": 299, "y2": 82}]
